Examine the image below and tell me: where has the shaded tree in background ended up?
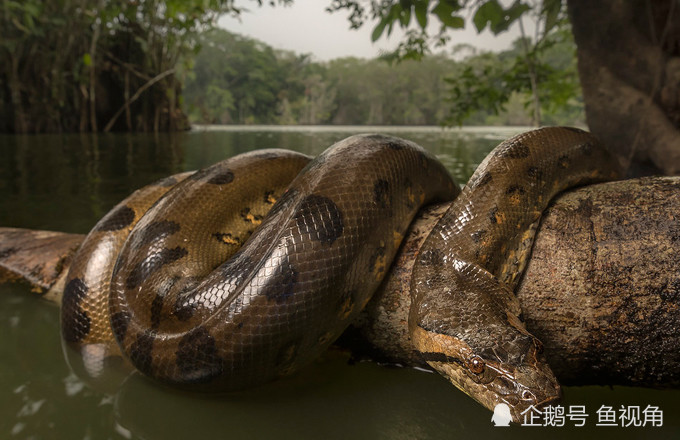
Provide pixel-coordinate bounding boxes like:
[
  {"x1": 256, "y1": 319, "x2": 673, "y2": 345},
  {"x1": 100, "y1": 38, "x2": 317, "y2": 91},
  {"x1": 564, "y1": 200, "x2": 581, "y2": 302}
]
[
  {"x1": 183, "y1": 27, "x2": 580, "y2": 126},
  {"x1": 0, "y1": 0, "x2": 289, "y2": 133}
]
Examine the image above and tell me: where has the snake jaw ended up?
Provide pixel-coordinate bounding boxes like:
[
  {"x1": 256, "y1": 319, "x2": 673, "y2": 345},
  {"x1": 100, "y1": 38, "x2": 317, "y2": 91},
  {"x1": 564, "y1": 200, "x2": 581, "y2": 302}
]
[{"x1": 412, "y1": 325, "x2": 560, "y2": 424}]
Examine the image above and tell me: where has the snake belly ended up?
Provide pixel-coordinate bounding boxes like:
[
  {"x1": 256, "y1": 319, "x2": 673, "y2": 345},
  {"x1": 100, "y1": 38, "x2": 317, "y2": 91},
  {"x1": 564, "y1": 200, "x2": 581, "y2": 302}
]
[
  {"x1": 410, "y1": 127, "x2": 621, "y2": 422},
  {"x1": 63, "y1": 134, "x2": 458, "y2": 389}
]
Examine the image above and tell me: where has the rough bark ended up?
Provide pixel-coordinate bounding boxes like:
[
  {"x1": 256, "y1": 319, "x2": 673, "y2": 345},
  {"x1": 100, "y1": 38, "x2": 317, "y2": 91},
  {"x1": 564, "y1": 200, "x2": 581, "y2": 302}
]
[
  {"x1": 2, "y1": 178, "x2": 680, "y2": 386},
  {"x1": 346, "y1": 177, "x2": 680, "y2": 387},
  {"x1": 568, "y1": 0, "x2": 680, "y2": 176}
]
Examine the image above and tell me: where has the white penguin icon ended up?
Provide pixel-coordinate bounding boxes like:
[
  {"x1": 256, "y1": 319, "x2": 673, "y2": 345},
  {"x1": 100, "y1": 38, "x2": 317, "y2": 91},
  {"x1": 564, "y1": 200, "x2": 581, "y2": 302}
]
[{"x1": 491, "y1": 403, "x2": 512, "y2": 427}]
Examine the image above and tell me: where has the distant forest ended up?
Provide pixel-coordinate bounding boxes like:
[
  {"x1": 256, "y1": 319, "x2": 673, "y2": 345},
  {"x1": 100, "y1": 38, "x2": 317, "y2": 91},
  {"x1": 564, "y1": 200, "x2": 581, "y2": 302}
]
[{"x1": 183, "y1": 28, "x2": 585, "y2": 127}]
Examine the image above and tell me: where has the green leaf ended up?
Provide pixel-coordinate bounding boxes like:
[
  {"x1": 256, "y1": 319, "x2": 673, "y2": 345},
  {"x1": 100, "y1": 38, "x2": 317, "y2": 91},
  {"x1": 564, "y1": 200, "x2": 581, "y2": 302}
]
[
  {"x1": 432, "y1": 1, "x2": 465, "y2": 29},
  {"x1": 371, "y1": 18, "x2": 388, "y2": 42},
  {"x1": 399, "y1": 7, "x2": 412, "y2": 27},
  {"x1": 473, "y1": 0, "x2": 503, "y2": 32},
  {"x1": 492, "y1": 2, "x2": 531, "y2": 34},
  {"x1": 414, "y1": 1, "x2": 428, "y2": 28},
  {"x1": 83, "y1": 53, "x2": 92, "y2": 67},
  {"x1": 542, "y1": 0, "x2": 562, "y2": 34}
]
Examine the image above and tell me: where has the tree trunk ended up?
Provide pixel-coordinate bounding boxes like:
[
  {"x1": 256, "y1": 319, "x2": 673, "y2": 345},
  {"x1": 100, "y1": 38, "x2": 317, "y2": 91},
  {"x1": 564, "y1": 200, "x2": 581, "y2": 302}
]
[{"x1": 568, "y1": 0, "x2": 680, "y2": 176}]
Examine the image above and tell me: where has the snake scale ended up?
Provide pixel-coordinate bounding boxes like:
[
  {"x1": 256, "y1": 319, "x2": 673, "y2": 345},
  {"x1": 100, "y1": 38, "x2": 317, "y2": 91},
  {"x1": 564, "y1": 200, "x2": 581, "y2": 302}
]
[{"x1": 61, "y1": 128, "x2": 620, "y2": 420}]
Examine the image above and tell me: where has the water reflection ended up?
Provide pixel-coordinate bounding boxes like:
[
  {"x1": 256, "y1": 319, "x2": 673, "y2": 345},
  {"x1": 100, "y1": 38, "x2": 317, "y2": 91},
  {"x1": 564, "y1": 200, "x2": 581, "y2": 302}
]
[{"x1": 0, "y1": 127, "x2": 499, "y2": 234}]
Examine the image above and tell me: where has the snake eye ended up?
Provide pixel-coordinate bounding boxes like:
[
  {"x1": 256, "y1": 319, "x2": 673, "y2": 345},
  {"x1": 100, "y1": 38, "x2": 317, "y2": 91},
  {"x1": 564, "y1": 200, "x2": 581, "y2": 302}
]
[
  {"x1": 466, "y1": 356, "x2": 485, "y2": 374},
  {"x1": 521, "y1": 390, "x2": 536, "y2": 402}
]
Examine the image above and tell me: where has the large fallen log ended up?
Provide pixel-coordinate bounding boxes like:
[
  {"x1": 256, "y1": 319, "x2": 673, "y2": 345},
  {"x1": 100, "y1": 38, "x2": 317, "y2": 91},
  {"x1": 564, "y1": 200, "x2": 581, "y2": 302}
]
[{"x1": 1, "y1": 177, "x2": 679, "y2": 386}]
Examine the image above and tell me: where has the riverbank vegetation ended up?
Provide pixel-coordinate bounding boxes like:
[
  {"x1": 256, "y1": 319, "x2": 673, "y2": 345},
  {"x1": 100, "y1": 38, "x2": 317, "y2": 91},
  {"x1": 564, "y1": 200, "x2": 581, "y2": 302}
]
[
  {"x1": 1, "y1": 0, "x2": 582, "y2": 133},
  {"x1": 182, "y1": 26, "x2": 584, "y2": 127}
]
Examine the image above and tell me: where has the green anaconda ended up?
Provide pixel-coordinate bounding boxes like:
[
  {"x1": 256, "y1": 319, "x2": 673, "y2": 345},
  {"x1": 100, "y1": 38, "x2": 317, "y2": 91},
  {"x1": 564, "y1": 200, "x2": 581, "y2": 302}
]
[{"x1": 60, "y1": 128, "x2": 620, "y2": 421}]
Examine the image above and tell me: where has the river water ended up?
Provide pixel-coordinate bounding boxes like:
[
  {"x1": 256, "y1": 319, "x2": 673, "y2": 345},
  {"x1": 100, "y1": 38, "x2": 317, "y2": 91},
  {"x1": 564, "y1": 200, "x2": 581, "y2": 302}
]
[{"x1": 0, "y1": 125, "x2": 678, "y2": 439}]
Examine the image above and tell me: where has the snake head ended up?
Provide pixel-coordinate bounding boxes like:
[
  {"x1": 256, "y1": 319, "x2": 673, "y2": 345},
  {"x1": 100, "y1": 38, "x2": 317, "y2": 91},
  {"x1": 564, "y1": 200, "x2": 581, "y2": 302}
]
[{"x1": 412, "y1": 322, "x2": 560, "y2": 423}]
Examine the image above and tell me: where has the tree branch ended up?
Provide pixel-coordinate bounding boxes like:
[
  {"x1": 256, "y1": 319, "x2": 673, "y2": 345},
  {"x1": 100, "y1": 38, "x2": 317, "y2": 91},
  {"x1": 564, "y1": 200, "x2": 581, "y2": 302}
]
[{"x1": 103, "y1": 68, "x2": 175, "y2": 132}]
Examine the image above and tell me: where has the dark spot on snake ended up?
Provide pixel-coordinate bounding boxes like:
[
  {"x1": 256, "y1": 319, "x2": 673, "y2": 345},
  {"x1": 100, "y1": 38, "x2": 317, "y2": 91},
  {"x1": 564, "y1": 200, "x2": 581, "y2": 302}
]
[
  {"x1": 130, "y1": 330, "x2": 155, "y2": 376},
  {"x1": 506, "y1": 185, "x2": 526, "y2": 195},
  {"x1": 61, "y1": 278, "x2": 91, "y2": 343},
  {"x1": 489, "y1": 206, "x2": 500, "y2": 224},
  {"x1": 207, "y1": 169, "x2": 234, "y2": 185},
  {"x1": 369, "y1": 244, "x2": 387, "y2": 275},
  {"x1": 419, "y1": 248, "x2": 445, "y2": 267},
  {"x1": 265, "y1": 260, "x2": 298, "y2": 304},
  {"x1": 337, "y1": 288, "x2": 355, "y2": 309},
  {"x1": 373, "y1": 179, "x2": 391, "y2": 210},
  {"x1": 176, "y1": 327, "x2": 223, "y2": 383},
  {"x1": 496, "y1": 142, "x2": 530, "y2": 159},
  {"x1": 527, "y1": 166, "x2": 543, "y2": 180},
  {"x1": 264, "y1": 190, "x2": 276, "y2": 204},
  {"x1": 95, "y1": 205, "x2": 136, "y2": 232},
  {"x1": 0, "y1": 247, "x2": 17, "y2": 260},
  {"x1": 155, "y1": 175, "x2": 178, "y2": 187},
  {"x1": 240, "y1": 208, "x2": 263, "y2": 224},
  {"x1": 295, "y1": 194, "x2": 344, "y2": 245},
  {"x1": 213, "y1": 232, "x2": 240, "y2": 246},
  {"x1": 111, "y1": 311, "x2": 130, "y2": 342},
  {"x1": 150, "y1": 293, "x2": 164, "y2": 329},
  {"x1": 403, "y1": 178, "x2": 415, "y2": 209},
  {"x1": 470, "y1": 230, "x2": 486, "y2": 244},
  {"x1": 125, "y1": 246, "x2": 188, "y2": 290},
  {"x1": 558, "y1": 154, "x2": 570, "y2": 169},
  {"x1": 135, "y1": 220, "x2": 181, "y2": 248},
  {"x1": 470, "y1": 172, "x2": 493, "y2": 189},
  {"x1": 562, "y1": 127, "x2": 586, "y2": 134}
]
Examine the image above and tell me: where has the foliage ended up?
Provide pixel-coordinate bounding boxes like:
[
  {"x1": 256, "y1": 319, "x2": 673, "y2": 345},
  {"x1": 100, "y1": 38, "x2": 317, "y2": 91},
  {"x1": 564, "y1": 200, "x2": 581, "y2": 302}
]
[
  {"x1": 327, "y1": 0, "x2": 576, "y2": 126},
  {"x1": 183, "y1": 29, "x2": 463, "y2": 125},
  {"x1": 0, "y1": 0, "x2": 289, "y2": 133},
  {"x1": 445, "y1": 22, "x2": 582, "y2": 125},
  {"x1": 183, "y1": 28, "x2": 582, "y2": 126}
]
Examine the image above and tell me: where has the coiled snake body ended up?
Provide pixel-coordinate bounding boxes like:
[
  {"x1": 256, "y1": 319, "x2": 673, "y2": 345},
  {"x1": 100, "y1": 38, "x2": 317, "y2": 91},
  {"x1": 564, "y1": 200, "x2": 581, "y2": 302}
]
[{"x1": 61, "y1": 128, "x2": 620, "y2": 420}]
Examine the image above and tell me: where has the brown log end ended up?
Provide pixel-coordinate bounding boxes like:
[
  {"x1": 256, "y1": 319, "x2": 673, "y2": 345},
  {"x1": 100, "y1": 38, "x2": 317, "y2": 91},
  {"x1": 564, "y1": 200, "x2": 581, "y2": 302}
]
[{"x1": 0, "y1": 227, "x2": 84, "y2": 303}]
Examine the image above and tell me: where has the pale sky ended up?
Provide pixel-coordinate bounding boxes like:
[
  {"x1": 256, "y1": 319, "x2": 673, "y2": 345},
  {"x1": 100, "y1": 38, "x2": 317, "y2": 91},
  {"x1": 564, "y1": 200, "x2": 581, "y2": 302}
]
[{"x1": 218, "y1": 0, "x2": 526, "y2": 61}]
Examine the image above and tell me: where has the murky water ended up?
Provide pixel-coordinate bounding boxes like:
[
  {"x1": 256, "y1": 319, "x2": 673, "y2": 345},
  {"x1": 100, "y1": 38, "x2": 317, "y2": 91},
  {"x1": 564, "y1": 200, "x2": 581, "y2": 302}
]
[{"x1": 1, "y1": 126, "x2": 678, "y2": 439}]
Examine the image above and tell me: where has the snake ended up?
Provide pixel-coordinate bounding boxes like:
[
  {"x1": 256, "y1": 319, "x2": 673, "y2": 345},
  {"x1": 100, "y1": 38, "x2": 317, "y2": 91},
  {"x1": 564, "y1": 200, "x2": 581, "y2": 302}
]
[{"x1": 60, "y1": 128, "x2": 620, "y2": 421}]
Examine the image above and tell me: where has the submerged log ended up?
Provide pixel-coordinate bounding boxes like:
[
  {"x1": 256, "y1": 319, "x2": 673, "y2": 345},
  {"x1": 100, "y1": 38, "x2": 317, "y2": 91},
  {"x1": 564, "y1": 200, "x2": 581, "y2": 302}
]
[{"x1": 1, "y1": 177, "x2": 679, "y2": 386}]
